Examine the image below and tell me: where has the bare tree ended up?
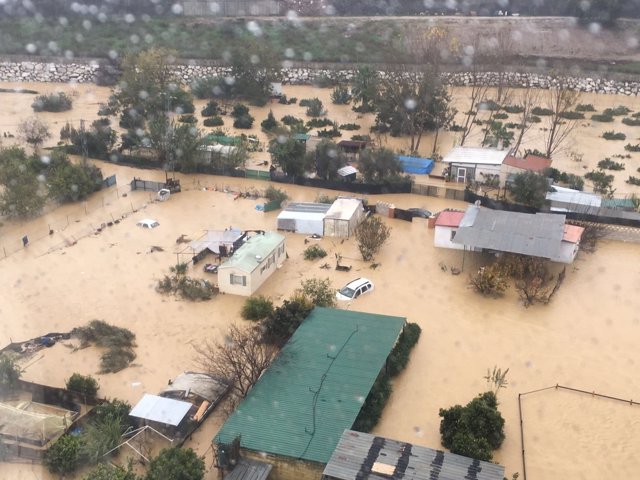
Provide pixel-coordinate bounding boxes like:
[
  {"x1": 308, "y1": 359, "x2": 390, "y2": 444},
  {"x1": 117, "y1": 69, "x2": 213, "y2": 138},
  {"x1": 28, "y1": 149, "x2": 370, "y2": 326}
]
[
  {"x1": 544, "y1": 83, "x2": 581, "y2": 158},
  {"x1": 459, "y1": 73, "x2": 489, "y2": 147},
  {"x1": 512, "y1": 86, "x2": 541, "y2": 155},
  {"x1": 18, "y1": 116, "x2": 51, "y2": 153},
  {"x1": 193, "y1": 324, "x2": 277, "y2": 399}
]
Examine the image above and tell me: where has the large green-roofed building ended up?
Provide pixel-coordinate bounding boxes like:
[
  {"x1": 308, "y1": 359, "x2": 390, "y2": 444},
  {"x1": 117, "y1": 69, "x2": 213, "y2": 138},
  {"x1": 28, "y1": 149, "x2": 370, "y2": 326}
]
[{"x1": 214, "y1": 307, "x2": 406, "y2": 479}]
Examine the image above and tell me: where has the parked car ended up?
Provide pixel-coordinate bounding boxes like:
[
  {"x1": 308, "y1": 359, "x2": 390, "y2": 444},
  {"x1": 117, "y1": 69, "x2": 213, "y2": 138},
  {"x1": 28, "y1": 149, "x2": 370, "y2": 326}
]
[
  {"x1": 136, "y1": 219, "x2": 160, "y2": 229},
  {"x1": 203, "y1": 263, "x2": 219, "y2": 274},
  {"x1": 336, "y1": 278, "x2": 374, "y2": 301},
  {"x1": 408, "y1": 208, "x2": 432, "y2": 219}
]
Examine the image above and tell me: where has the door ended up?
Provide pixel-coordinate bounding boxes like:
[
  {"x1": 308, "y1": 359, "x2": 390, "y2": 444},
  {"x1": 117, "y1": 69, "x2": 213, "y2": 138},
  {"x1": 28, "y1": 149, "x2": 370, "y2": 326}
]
[{"x1": 456, "y1": 167, "x2": 467, "y2": 183}]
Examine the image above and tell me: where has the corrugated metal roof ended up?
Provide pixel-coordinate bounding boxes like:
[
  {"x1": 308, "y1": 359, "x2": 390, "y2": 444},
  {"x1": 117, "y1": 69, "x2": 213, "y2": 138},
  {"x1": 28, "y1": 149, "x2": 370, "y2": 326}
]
[
  {"x1": 502, "y1": 154, "x2": 552, "y2": 173},
  {"x1": 442, "y1": 146, "x2": 508, "y2": 166},
  {"x1": 161, "y1": 372, "x2": 230, "y2": 403},
  {"x1": 562, "y1": 225, "x2": 584, "y2": 244},
  {"x1": 452, "y1": 205, "x2": 567, "y2": 259},
  {"x1": 218, "y1": 232, "x2": 284, "y2": 273},
  {"x1": 225, "y1": 458, "x2": 273, "y2": 480},
  {"x1": 323, "y1": 430, "x2": 505, "y2": 480},
  {"x1": 281, "y1": 203, "x2": 332, "y2": 214},
  {"x1": 190, "y1": 228, "x2": 244, "y2": 254},
  {"x1": 129, "y1": 394, "x2": 191, "y2": 426},
  {"x1": 214, "y1": 307, "x2": 406, "y2": 464},
  {"x1": 325, "y1": 198, "x2": 363, "y2": 221},
  {"x1": 337, "y1": 166, "x2": 358, "y2": 177},
  {"x1": 293, "y1": 133, "x2": 311, "y2": 141},
  {"x1": 546, "y1": 186, "x2": 602, "y2": 208}
]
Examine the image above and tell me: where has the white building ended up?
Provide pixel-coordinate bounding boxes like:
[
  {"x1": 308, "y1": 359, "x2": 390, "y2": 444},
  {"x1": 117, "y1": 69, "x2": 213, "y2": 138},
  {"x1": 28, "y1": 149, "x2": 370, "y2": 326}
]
[
  {"x1": 276, "y1": 203, "x2": 331, "y2": 236},
  {"x1": 217, "y1": 232, "x2": 286, "y2": 296},
  {"x1": 323, "y1": 198, "x2": 366, "y2": 237},
  {"x1": 433, "y1": 210, "x2": 467, "y2": 250},
  {"x1": 442, "y1": 146, "x2": 510, "y2": 185}
]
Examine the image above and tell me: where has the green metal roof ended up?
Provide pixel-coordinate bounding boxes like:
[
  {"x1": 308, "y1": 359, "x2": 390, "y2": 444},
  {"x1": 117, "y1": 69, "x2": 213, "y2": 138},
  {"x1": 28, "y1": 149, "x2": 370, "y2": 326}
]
[
  {"x1": 293, "y1": 133, "x2": 311, "y2": 141},
  {"x1": 218, "y1": 232, "x2": 284, "y2": 273},
  {"x1": 214, "y1": 307, "x2": 406, "y2": 464},
  {"x1": 204, "y1": 134, "x2": 243, "y2": 146}
]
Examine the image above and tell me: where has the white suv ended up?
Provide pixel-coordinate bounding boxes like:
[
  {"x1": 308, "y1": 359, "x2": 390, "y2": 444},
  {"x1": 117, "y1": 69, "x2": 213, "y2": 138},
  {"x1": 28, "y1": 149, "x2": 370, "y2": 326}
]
[{"x1": 336, "y1": 278, "x2": 375, "y2": 301}]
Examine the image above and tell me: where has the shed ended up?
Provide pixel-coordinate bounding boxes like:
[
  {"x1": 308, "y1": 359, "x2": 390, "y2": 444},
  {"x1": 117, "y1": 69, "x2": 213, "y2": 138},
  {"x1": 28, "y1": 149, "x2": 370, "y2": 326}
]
[
  {"x1": 215, "y1": 307, "x2": 406, "y2": 480},
  {"x1": 323, "y1": 198, "x2": 366, "y2": 237},
  {"x1": 433, "y1": 210, "x2": 466, "y2": 250},
  {"x1": 277, "y1": 203, "x2": 330, "y2": 236},
  {"x1": 225, "y1": 458, "x2": 273, "y2": 480},
  {"x1": 442, "y1": 146, "x2": 509, "y2": 184},
  {"x1": 338, "y1": 140, "x2": 368, "y2": 159},
  {"x1": 546, "y1": 185, "x2": 602, "y2": 214},
  {"x1": 189, "y1": 228, "x2": 245, "y2": 257},
  {"x1": 337, "y1": 165, "x2": 358, "y2": 182},
  {"x1": 129, "y1": 394, "x2": 192, "y2": 427},
  {"x1": 397, "y1": 156, "x2": 435, "y2": 175},
  {"x1": 322, "y1": 430, "x2": 505, "y2": 480},
  {"x1": 217, "y1": 232, "x2": 286, "y2": 296}
]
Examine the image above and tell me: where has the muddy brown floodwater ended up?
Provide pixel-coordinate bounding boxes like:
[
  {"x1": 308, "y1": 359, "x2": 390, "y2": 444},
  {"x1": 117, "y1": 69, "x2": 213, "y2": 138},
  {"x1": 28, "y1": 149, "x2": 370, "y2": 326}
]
[{"x1": 0, "y1": 81, "x2": 639, "y2": 480}]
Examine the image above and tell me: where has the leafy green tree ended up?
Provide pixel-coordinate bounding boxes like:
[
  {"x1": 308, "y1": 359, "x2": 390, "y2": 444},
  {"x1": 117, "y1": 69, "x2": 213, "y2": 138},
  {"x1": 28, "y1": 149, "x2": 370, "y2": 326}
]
[
  {"x1": 355, "y1": 216, "x2": 392, "y2": 261},
  {"x1": 297, "y1": 277, "x2": 336, "y2": 308},
  {"x1": 66, "y1": 373, "x2": 99, "y2": 396},
  {"x1": 146, "y1": 448, "x2": 205, "y2": 480},
  {"x1": 357, "y1": 148, "x2": 403, "y2": 183},
  {"x1": 351, "y1": 66, "x2": 379, "y2": 112},
  {"x1": 44, "y1": 434, "x2": 82, "y2": 474},
  {"x1": 585, "y1": 169, "x2": 616, "y2": 197},
  {"x1": 0, "y1": 147, "x2": 46, "y2": 218},
  {"x1": 241, "y1": 296, "x2": 274, "y2": 321},
  {"x1": 439, "y1": 391, "x2": 505, "y2": 462},
  {"x1": 84, "y1": 462, "x2": 140, "y2": 480},
  {"x1": 46, "y1": 153, "x2": 103, "y2": 202},
  {"x1": 262, "y1": 296, "x2": 313, "y2": 346},
  {"x1": 18, "y1": 116, "x2": 51, "y2": 153},
  {"x1": 228, "y1": 44, "x2": 280, "y2": 106},
  {"x1": 312, "y1": 139, "x2": 347, "y2": 180},
  {"x1": 508, "y1": 171, "x2": 549, "y2": 209},
  {"x1": 261, "y1": 110, "x2": 279, "y2": 131},
  {"x1": 144, "y1": 117, "x2": 204, "y2": 173},
  {"x1": 268, "y1": 136, "x2": 308, "y2": 177},
  {"x1": 0, "y1": 355, "x2": 21, "y2": 388}
]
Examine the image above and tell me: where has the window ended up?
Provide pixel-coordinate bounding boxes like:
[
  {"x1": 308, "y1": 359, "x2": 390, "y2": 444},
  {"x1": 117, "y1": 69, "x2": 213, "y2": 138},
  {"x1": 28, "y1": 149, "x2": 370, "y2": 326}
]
[
  {"x1": 450, "y1": 230, "x2": 457, "y2": 241},
  {"x1": 230, "y1": 274, "x2": 246, "y2": 286}
]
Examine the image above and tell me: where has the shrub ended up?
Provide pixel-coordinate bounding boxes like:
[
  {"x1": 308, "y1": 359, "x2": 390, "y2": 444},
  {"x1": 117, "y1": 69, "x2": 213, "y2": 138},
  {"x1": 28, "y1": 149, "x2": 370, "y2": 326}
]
[
  {"x1": 625, "y1": 143, "x2": 640, "y2": 152},
  {"x1": 0, "y1": 355, "x2": 21, "y2": 387},
  {"x1": 65, "y1": 373, "x2": 99, "y2": 396},
  {"x1": 83, "y1": 463, "x2": 139, "y2": 480},
  {"x1": 355, "y1": 216, "x2": 391, "y2": 261},
  {"x1": 528, "y1": 115, "x2": 542, "y2": 123},
  {"x1": 386, "y1": 323, "x2": 422, "y2": 377},
  {"x1": 591, "y1": 113, "x2": 614, "y2": 122},
  {"x1": 351, "y1": 134, "x2": 372, "y2": 142},
  {"x1": 627, "y1": 176, "x2": 640, "y2": 185},
  {"x1": 576, "y1": 103, "x2": 596, "y2": 112},
  {"x1": 233, "y1": 115, "x2": 254, "y2": 129},
  {"x1": 602, "y1": 130, "x2": 626, "y2": 140},
  {"x1": 265, "y1": 185, "x2": 289, "y2": 204},
  {"x1": 241, "y1": 296, "x2": 274, "y2": 321},
  {"x1": 603, "y1": 105, "x2": 631, "y2": 116},
  {"x1": 312, "y1": 74, "x2": 338, "y2": 87},
  {"x1": 505, "y1": 122, "x2": 520, "y2": 129},
  {"x1": 303, "y1": 98, "x2": 324, "y2": 117},
  {"x1": 297, "y1": 277, "x2": 336, "y2": 308},
  {"x1": 32, "y1": 92, "x2": 72, "y2": 112},
  {"x1": 504, "y1": 105, "x2": 524, "y2": 114},
  {"x1": 493, "y1": 112, "x2": 508, "y2": 119},
  {"x1": 352, "y1": 374, "x2": 392, "y2": 432},
  {"x1": 524, "y1": 148, "x2": 548, "y2": 158},
  {"x1": 622, "y1": 116, "x2": 640, "y2": 126},
  {"x1": 306, "y1": 117, "x2": 333, "y2": 128},
  {"x1": 339, "y1": 123, "x2": 361, "y2": 131},
  {"x1": 72, "y1": 320, "x2": 136, "y2": 374},
  {"x1": 178, "y1": 114, "x2": 197, "y2": 124},
  {"x1": 479, "y1": 99, "x2": 500, "y2": 111},
  {"x1": 203, "y1": 116, "x2": 224, "y2": 127},
  {"x1": 231, "y1": 104, "x2": 250, "y2": 118},
  {"x1": 317, "y1": 126, "x2": 342, "y2": 138},
  {"x1": 200, "y1": 100, "x2": 220, "y2": 117},
  {"x1": 331, "y1": 86, "x2": 352, "y2": 104},
  {"x1": 303, "y1": 244, "x2": 327, "y2": 260},
  {"x1": 282, "y1": 115, "x2": 304, "y2": 126},
  {"x1": 190, "y1": 76, "x2": 224, "y2": 99},
  {"x1": 146, "y1": 448, "x2": 205, "y2": 480},
  {"x1": 597, "y1": 158, "x2": 625, "y2": 170},
  {"x1": 261, "y1": 110, "x2": 279, "y2": 131},
  {"x1": 470, "y1": 264, "x2": 508, "y2": 297},
  {"x1": 531, "y1": 106, "x2": 553, "y2": 116},
  {"x1": 558, "y1": 111, "x2": 585, "y2": 119},
  {"x1": 262, "y1": 297, "x2": 313, "y2": 345},
  {"x1": 44, "y1": 434, "x2": 81, "y2": 474},
  {"x1": 585, "y1": 169, "x2": 615, "y2": 195}
]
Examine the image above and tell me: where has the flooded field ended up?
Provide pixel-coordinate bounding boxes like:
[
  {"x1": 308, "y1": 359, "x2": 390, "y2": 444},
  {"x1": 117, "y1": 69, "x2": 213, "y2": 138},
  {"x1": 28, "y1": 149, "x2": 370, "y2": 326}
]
[{"x1": 1, "y1": 81, "x2": 639, "y2": 480}]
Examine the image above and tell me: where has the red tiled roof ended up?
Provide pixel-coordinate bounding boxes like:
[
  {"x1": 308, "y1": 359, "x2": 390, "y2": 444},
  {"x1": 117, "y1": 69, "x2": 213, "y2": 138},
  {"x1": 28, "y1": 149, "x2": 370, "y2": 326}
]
[
  {"x1": 503, "y1": 154, "x2": 552, "y2": 173},
  {"x1": 563, "y1": 224, "x2": 584, "y2": 244},
  {"x1": 435, "y1": 210, "x2": 465, "y2": 227}
]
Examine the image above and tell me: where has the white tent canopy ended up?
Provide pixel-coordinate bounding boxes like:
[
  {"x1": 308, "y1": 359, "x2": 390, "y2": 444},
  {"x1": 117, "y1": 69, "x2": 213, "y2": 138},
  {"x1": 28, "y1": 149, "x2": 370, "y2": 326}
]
[{"x1": 129, "y1": 394, "x2": 191, "y2": 427}]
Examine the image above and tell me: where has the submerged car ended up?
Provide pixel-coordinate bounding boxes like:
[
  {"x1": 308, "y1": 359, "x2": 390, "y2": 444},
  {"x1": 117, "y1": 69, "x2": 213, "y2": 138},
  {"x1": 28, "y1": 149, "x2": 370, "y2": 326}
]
[
  {"x1": 336, "y1": 278, "x2": 374, "y2": 301},
  {"x1": 136, "y1": 219, "x2": 160, "y2": 229},
  {"x1": 408, "y1": 208, "x2": 432, "y2": 218}
]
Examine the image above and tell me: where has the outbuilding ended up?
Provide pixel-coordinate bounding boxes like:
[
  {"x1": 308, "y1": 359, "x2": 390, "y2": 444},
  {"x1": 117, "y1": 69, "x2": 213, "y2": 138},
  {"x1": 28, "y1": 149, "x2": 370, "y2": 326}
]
[
  {"x1": 433, "y1": 210, "x2": 466, "y2": 250},
  {"x1": 397, "y1": 155, "x2": 435, "y2": 175},
  {"x1": 442, "y1": 146, "x2": 509, "y2": 184},
  {"x1": 323, "y1": 198, "x2": 366, "y2": 237},
  {"x1": 277, "y1": 203, "x2": 331, "y2": 236},
  {"x1": 217, "y1": 232, "x2": 286, "y2": 296}
]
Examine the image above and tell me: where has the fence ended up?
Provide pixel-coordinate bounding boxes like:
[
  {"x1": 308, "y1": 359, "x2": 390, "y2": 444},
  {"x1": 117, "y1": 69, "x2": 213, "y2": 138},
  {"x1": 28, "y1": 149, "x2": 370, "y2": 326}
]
[
  {"x1": 246, "y1": 169, "x2": 271, "y2": 180},
  {"x1": 130, "y1": 178, "x2": 165, "y2": 193},
  {"x1": 102, "y1": 174, "x2": 117, "y2": 188},
  {"x1": 271, "y1": 174, "x2": 413, "y2": 195},
  {"x1": 411, "y1": 182, "x2": 467, "y2": 201}
]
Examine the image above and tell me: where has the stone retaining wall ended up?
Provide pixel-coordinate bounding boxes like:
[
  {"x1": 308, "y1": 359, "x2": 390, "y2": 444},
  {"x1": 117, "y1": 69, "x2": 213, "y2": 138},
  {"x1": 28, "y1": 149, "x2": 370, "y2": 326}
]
[{"x1": 1, "y1": 58, "x2": 640, "y2": 96}]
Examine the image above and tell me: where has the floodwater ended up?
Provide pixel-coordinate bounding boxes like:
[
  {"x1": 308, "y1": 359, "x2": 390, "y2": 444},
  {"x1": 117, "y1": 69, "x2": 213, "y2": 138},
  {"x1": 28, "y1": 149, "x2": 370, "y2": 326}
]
[{"x1": 1, "y1": 81, "x2": 639, "y2": 480}]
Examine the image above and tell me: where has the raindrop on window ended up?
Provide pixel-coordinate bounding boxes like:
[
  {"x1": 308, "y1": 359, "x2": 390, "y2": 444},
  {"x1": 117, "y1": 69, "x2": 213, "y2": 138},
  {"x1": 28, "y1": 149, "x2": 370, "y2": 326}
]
[
  {"x1": 25, "y1": 43, "x2": 37, "y2": 54},
  {"x1": 82, "y1": 19, "x2": 92, "y2": 30},
  {"x1": 124, "y1": 14, "x2": 135, "y2": 24},
  {"x1": 171, "y1": 3, "x2": 183, "y2": 15}
]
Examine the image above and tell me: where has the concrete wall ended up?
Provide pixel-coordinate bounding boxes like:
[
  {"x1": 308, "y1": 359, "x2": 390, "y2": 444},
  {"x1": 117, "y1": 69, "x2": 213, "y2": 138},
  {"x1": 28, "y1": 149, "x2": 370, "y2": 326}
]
[{"x1": 242, "y1": 449, "x2": 325, "y2": 480}]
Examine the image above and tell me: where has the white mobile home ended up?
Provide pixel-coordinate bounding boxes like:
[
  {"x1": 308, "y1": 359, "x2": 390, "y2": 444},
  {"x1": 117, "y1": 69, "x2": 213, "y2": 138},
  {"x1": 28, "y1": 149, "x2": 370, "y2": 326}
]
[
  {"x1": 276, "y1": 203, "x2": 331, "y2": 236},
  {"x1": 217, "y1": 232, "x2": 286, "y2": 296},
  {"x1": 442, "y1": 147, "x2": 509, "y2": 185},
  {"x1": 323, "y1": 198, "x2": 366, "y2": 237}
]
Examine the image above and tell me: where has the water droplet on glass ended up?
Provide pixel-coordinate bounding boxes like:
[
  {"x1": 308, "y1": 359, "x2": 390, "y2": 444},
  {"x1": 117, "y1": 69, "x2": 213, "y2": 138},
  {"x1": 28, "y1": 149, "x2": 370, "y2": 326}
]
[
  {"x1": 82, "y1": 19, "x2": 92, "y2": 30},
  {"x1": 109, "y1": 50, "x2": 118, "y2": 60},
  {"x1": 171, "y1": 3, "x2": 183, "y2": 14},
  {"x1": 25, "y1": 43, "x2": 37, "y2": 54},
  {"x1": 125, "y1": 14, "x2": 135, "y2": 24},
  {"x1": 285, "y1": 48, "x2": 295, "y2": 59},
  {"x1": 588, "y1": 22, "x2": 601, "y2": 35},
  {"x1": 130, "y1": 34, "x2": 140, "y2": 45}
]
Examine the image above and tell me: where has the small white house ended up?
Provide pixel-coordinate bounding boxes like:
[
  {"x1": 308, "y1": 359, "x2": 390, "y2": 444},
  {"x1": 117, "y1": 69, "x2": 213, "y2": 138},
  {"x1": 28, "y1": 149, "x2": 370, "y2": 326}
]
[
  {"x1": 442, "y1": 146, "x2": 510, "y2": 185},
  {"x1": 217, "y1": 232, "x2": 286, "y2": 296},
  {"x1": 276, "y1": 203, "x2": 331, "y2": 236},
  {"x1": 433, "y1": 210, "x2": 467, "y2": 250},
  {"x1": 323, "y1": 198, "x2": 366, "y2": 237}
]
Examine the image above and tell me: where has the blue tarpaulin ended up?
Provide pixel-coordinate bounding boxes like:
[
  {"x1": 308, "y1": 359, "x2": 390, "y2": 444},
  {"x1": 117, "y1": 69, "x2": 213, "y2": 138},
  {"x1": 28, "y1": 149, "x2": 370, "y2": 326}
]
[{"x1": 398, "y1": 156, "x2": 435, "y2": 174}]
